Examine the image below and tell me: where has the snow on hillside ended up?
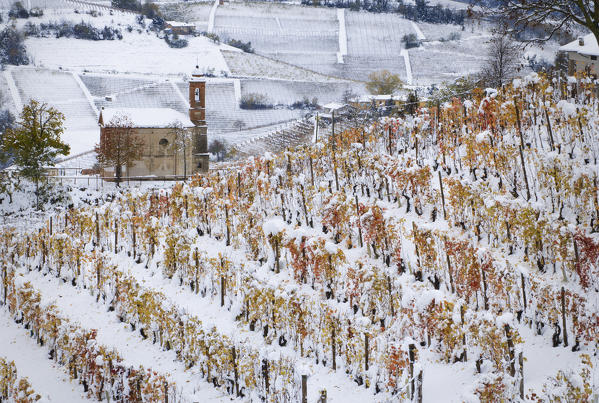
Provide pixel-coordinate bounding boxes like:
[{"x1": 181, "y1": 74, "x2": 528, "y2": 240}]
[
  {"x1": 0, "y1": 311, "x2": 90, "y2": 403},
  {"x1": 9, "y1": 67, "x2": 99, "y2": 155},
  {"x1": 0, "y1": 3, "x2": 230, "y2": 76},
  {"x1": 170, "y1": 0, "x2": 485, "y2": 85},
  {"x1": 27, "y1": 33, "x2": 229, "y2": 76},
  {"x1": 222, "y1": 50, "x2": 346, "y2": 82}
]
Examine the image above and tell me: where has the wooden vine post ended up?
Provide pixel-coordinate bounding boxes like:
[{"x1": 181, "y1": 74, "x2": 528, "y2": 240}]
[
  {"x1": 386, "y1": 275, "x2": 395, "y2": 317},
  {"x1": 481, "y1": 266, "x2": 489, "y2": 310},
  {"x1": 448, "y1": 255, "x2": 455, "y2": 293},
  {"x1": 225, "y1": 205, "x2": 231, "y2": 247},
  {"x1": 280, "y1": 193, "x2": 286, "y2": 222},
  {"x1": 309, "y1": 155, "x2": 314, "y2": 186},
  {"x1": 132, "y1": 220, "x2": 136, "y2": 259},
  {"x1": 262, "y1": 359, "x2": 269, "y2": 398},
  {"x1": 408, "y1": 344, "x2": 416, "y2": 400},
  {"x1": 460, "y1": 304, "x2": 467, "y2": 361},
  {"x1": 232, "y1": 347, "x2": 239, "y2": 396},
  {"x1": 300, "y1": 185, "x2": 310, "y2": 227},
  {"x1": 561, "y1": 286, "x2": 568, "y2": 347},
  {"x1": 521, "y1": 273, "x2": 527, "y2": 311},
  {"x1": 504, "y1": 324, "x2": 516, "y2": 377},
  {"x1": 114, "y1": 220, "x2": 118, "y2": 254},
  {"x1": 355, "y1": 195, "x2": 363, "y2": 248},
  {"x1": 2, "y1": 265, "x2": 6, "y2": 306},
  {"x1": 544, "y1": 107, "x2": 555, "y2": 151},
  {"x1": 95, "y1": 212, "x2": 100, "y2": 247},
  {"x1": 438, "y1": 171, "x2": 447, "y2": 220},
  {"x1": 194, "y1": 248, "x2": 199, "y2": 294},
  {"x1": 364, "y1": 333, "x2": 369, "y2": 372},
  {"x1": 417, "y1": 370, "x2": 423, "y2": 403},
  {"x1": 314, "y1": 113, "x2": 319, "y2": 143},
  {"x1": 519, "y1": 351, "x2": 524, "y2": 400},
  {"x1": 518, "y1": 145, "x2": 531, "y2": 201},
  {"x1": 332, "y1": 325, "x2": 336, "y2": 370},
  {"x1": 514, "y1": 102, "x2": 531, "y2": 200},
  {"x1": 301, "y1": 375, "x2": 308, "y2": 403},
  {"x1": 220, "y1": 273, "x2": 226, "y2": 307},
  {"x1": 331, "y1": 111, "x2": 339, "y2": 192}
]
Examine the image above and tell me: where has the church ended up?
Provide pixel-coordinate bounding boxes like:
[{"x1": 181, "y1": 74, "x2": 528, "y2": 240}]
[{"x1": 97, "y1": 67, "x2": 209, "y2": 178}]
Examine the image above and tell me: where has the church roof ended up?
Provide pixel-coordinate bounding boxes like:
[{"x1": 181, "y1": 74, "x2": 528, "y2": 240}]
[
  {"x1": 560, "y1": 33, "x2": 599, "y2": 57},
  {"x1": 99, "y1": 108, "x2": 194, "y2": 128}
]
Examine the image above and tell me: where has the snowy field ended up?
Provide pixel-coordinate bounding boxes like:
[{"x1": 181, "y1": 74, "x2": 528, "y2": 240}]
[
  {"x1": 340, "y1": 10, "x2": 413, "y2": 81},
  {"x1": 240, "y1": 79, "x2": 365, "y2": 105},
  {"x1": 213, "y1": 2, "x2": 340, "y2": 76},
  {"x1": 162, "y1": 1, "x2": 488, "y2": 85},
  {"x1": 222, "y1": 50, "x2": 345, "y2": 82},
  {"x1": 176, "y1": 80, "x2": 303, "y2": 136},
  {"x1": 9, "y1": 68, "x2": 99, "y2": 155},
  {"x1": 27, "y1": 34, "x2": 230, "y2": 76},
  {"x1": 0, "y1": 4, "x2": 230, "y2": 76}
]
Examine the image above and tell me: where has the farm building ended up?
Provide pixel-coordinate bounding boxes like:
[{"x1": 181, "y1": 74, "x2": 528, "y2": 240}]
[
  {"x1": 350, "y1": 94, "x2": 407, "y2": 109},
  {"x1": 164, "y1": 21, "x2": 196, "y2": 35},
  {"x1": 98, "y1": 68, "x2": 209, "y2": 178},
  {"x1": 560, "y1": 33, "x2": 599, "y2": 76}
]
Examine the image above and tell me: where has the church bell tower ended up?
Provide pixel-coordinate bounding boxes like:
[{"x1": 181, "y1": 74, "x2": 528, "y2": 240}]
[
  {"x1": 189, "y1": 66, "x2": 206, "y2": 126},
  {"x1": 189, "y1": 66, "x2": 209, "y2": 172}
]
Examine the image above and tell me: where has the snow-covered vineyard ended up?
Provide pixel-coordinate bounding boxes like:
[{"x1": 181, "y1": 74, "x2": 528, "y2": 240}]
[{"x1": 1, "y1": 75, "x2": 598, "y2": 401}]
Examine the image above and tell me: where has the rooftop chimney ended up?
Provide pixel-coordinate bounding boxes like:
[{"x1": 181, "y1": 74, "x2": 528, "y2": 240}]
[{"x1": 579, "y1": 37, "x2": 585, "y2": 46}]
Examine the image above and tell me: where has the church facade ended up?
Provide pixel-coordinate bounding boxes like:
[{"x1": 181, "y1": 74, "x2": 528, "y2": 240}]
[{"x1": 98, "y1": 68, "x2": 209, "y2": 178}]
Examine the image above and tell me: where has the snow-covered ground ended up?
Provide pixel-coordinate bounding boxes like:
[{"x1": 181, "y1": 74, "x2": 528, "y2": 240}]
[
  {"x1": 0, "y1": 310, "x2": 90, "y2": 403},
  {"x1": 27, "y1": 34, "x2": 230, "y2": 76},
  {"x1": 1, "y1": 75, "x2": 599, "y2": 401},
  {"x1": 162, "y1": 1, "x2": 489, "y2": 85}
]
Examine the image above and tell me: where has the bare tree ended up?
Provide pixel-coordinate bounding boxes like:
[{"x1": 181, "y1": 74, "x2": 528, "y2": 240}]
[
  {"x1": 341, "y1": 89, "x2": 358, "y2": 104},
  {"x1": 95, "y1": 115, "x2": 144, "y2": 186},
  {"x1": 480, "y1": 32, "x2": 522, "y2": 88},
  {"x1": 233, "y1": 119, "x2": 246, "y2": 132},
  {"x1": 209, "y1": 139, "x2": 227, "y2": 162},
  {"x1": 169, "y1": 120, "x2": 192, "y2": 179},
  {"x1": 487, "y1": 1, "x2": 599, "y2": 44}
]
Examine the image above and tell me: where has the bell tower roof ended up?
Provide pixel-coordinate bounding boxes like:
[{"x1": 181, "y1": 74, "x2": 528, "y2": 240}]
[{"x1": 191, "y1": 64, "x2": 204, "y2": 82}]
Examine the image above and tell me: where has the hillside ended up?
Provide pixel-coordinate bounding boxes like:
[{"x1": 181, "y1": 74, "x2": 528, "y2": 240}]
[{"x1": 1, "y1": 74, "x2": 598, "y2": 401}]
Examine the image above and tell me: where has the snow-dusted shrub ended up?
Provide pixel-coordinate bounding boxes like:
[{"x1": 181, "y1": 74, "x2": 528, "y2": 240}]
[
  {"x1": 240, "y1": 93, "x2": 272, "y2": 110},
  {"x1": 8, "y1": 1, "x2": 29, "y2": 19},
  {"x1": 164, "y1": 32, "x2": 188, "y2": 48},
  {"x1": 402, "y1": 33, "x2": 420, "y2": 49},
  {"x1": 227, "y1": 39, "x2": 254, "y2": 53},
  {"x1": 0, "y1": 27, "x2": 28, "y2": 66}
]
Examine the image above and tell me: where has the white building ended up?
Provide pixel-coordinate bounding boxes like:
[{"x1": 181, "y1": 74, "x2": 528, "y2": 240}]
[{"x1": 560, "y1": 33, "x2": 599, "y2": 76}]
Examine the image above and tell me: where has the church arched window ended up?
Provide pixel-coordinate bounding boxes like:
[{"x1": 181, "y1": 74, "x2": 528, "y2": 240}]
[{"x1": 195, "y1": 88, "x2": 200, "y2": 102}]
